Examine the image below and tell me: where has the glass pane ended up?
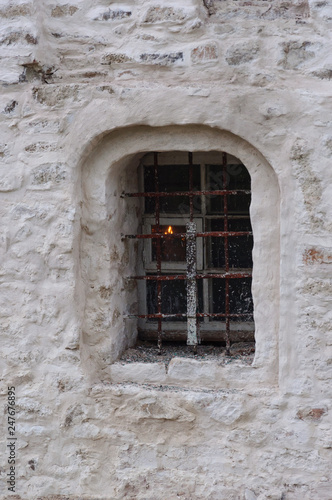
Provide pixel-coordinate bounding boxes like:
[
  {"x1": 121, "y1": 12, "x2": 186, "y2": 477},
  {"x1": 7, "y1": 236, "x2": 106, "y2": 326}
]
[
  {"x1": 227, "y1": 193, "x2": 251, "y2": 215},
  {"x1": 206, "y1": 163, "x2": 251, "y2": 215},
  {"x1": 211, "y1": 277, "x2": 253, "y2": 322},
  {"x1": 206, "y1": 164, "x2": 223, "y2": 191},
  {"x1": 207, "y1": 219, "x2": 225, "y2": 268},
  {"x1": 228, "y1": 219, "x2": 253, "y2": 268},
  {"x1": 206, "y1": 164, "x2": 224, "y2": 214},
  {"x1": 211, "y1": 278, "x2": 225, "y2": 318},
  {"x1": 207, "y1": 219, "x2": 253, "y2": 269},
  {"x1": 147, "y1": 278, "x2": 203, "y2": 322},
  {"x1": 228, "y1": 164, "x2": 251, "y2": 190},
  {"x1": 144, "y1": 165, "x2": 201, "y2": 214},
  {"x1": 151, "y1": 225, "x2": 186, "y2": 262}
]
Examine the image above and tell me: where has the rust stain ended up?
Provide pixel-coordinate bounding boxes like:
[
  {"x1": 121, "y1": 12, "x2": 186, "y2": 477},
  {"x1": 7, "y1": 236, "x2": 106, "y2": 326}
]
[
  {"x1": 303, "y1": 248, "x2": 332, "y2": 265},
  {"x1": 297, "y1": 408, "x2": 326, "y2": 420}
]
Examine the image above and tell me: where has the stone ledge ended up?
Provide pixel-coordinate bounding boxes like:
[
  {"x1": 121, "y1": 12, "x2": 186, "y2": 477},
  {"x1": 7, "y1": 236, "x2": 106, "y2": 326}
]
[
  {"x1": 108, "y1": 358, "x2": 270, "y2": 390},
  {"x1": 109, "y1": 362, "x2": 167, "y2": 385}
]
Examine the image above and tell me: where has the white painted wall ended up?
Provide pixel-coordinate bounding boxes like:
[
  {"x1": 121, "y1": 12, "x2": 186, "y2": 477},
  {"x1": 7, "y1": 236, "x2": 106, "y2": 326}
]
[{"x1": 0, "y1": 0, "x2": 331, "y2": 498}]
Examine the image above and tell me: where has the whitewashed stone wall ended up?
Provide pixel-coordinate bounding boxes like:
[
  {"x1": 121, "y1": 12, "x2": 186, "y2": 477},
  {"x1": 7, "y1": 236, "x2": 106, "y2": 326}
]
[{"x1": 1, "y1": 0, "x2": 332, "y2": 498}]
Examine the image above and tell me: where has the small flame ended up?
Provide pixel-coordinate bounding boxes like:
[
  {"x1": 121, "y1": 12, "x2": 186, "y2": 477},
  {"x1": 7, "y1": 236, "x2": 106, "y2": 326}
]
[{"x1": 165, "y1": 225, "x2": 173, "y2": 235}]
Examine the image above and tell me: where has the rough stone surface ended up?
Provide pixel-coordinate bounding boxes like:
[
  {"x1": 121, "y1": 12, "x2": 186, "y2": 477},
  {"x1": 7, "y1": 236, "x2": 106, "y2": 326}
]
[
  {"x1": 191, "y1": 43, "x2": 218, "y2": 63},
  {"x1": 0, "y1": 0, "x2": 332, "y2": 499}
]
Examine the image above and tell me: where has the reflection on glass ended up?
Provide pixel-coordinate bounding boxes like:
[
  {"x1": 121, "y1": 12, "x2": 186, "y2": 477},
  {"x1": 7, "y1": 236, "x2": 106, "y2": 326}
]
[
  {"x1": 144, "y1": 165, "x2": 201, "y2": 214},
  {"x1": 152, "y1": 225, "x2": 186, "y2": 262},
  {"x1": 211, "y1": 278, "x2": 253, "y2": 321},
  {"x1": 147, "y1": 279, "x2": 203, "y2": 321},
  {"x1": 206, "y1": 164, "x2": 251, "y2": 214},
  {"x1": 207, "y1": 219, "x2": 253, "y2": 269}
]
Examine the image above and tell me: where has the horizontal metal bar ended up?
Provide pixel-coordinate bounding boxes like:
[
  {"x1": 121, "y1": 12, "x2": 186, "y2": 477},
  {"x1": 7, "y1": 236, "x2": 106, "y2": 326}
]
[
  {"x1": 132, "y1": 275, "x2": 186, "y2": 281},
  {"x1": 128, "y1": 312, "x2": 253, "y2": 318},
  {"x1": 197, "y1": 312, "x2": 253, "y2": 318},
  {"x1": 205, "y1": 215, "x2": 250, "y2": 219},
  {"x1": 122, "y1": 189, "x2": 250, "y2": 198},
  {"x1": 198, "y1": 232, "x2": 252, "y2": 237},
  {"x1": 123, "y1": 231, "x2": 252, "y2": 239},
  {"x1": 129, "y1": 272, "x2": 252, "y2": 280},
  {"x1": 196, "y1": 273, "x2": 252, "y2": 279}
]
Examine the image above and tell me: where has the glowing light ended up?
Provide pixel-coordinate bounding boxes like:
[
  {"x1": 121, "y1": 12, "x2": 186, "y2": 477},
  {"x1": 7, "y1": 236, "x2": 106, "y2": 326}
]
[{"x1": 165, "y1": 225, "x2": 173, "y2": 234}]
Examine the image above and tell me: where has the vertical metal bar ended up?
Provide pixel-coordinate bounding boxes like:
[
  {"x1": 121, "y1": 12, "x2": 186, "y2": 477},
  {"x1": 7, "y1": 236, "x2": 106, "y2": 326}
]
[
  {"x1": 222, "y1": 152, "x2": 231, "y2": 354},
  {"x1": 201, "y1": 163, "x2": 209, "y2": 327},
  {"x1": 188, "y1": 152, "x2": 197, "y2": 351},
  {"x1": 189, "y1": 152, "x2": 194, "y2": 222},
  {"x1": 154, "y1": 152, "x2": 162, "y2": 353},
  {"x1": 186, "y1": 221, "x2": 198, "y2": 348}
]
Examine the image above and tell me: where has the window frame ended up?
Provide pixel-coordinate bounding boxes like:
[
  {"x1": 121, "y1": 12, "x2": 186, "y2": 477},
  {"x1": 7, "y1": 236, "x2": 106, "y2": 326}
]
[{"x1": 137, "y1": 152, "x2": 255, "y2": 342}]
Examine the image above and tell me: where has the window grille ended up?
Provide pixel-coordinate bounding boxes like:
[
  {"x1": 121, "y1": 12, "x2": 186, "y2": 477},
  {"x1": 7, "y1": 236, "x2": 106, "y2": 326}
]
[{"x1": 122, "y1": 152, "x2": 254, "y2": 354}]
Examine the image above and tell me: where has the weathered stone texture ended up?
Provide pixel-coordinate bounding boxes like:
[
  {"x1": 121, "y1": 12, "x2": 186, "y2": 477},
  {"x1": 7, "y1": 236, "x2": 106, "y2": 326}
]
[
  {"x1": 191, "y1": 43, "x2": 218, "y2": 63},
  {"x1": 143, "y1": 6, "x2": 187, "y2": 23},
  {"x1": 140, "y1": 52, "x2": 184, "y2": 66},
  {"x1": 226, "y1": 41, "x2": 260, "y2": 65},
  {"x1": 0, "y1": 0, "x2": 331, "y2": 498},
  {"x1": 51, "y1": 5, "x2": 78, "y2": 18},
  {"x1": 203, "y1": 0, "x2": 310, "y2": 19}
]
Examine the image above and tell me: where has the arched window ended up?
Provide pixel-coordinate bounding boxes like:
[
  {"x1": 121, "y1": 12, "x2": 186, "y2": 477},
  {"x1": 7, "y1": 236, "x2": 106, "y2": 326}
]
[{"x1": 124, "y1": 151, "x2": 254, "y2": 353}]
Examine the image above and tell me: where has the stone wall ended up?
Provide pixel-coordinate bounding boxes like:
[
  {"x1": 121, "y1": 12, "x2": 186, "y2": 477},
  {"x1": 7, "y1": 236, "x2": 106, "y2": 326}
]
[{"x1": 0, "y1": 0, "x2": 332, "y2": 498}]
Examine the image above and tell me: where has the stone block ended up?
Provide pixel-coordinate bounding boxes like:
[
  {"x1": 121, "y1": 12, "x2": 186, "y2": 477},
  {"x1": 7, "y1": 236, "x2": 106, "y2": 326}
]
[
  {"x1": 0, "y1": 31, "x2": 37, "y2": 46},
  {"x1": 22, "y1": 60, "x2": 56, "y2": 83},
  {"x1": 202, "y1": 0, "x2": 310, "y2": 20},
  {"x1": 32, "y1": 85, "x2": 80, "y2": 107},
  {"x1": 94, "y1": 9, "x2": 132, "y2": 21},
  {"x1": 297, "y1": 407, "x2": 327, "y2": 420},
  {"x1": 167, "y1": 358, "x2": 218, "y2": 388},
  {"x1": 0, "y1": 3, "x2": 32, "y2": 18},
  {"x1": 313, "y1": 68, "x2": 332, "y2": 80},
  {"x1": 143, "y1": 6, "x2": 186, "y2": 23},
  {"x1": 51, "y1": 4, "x2": 78, "y2": 17},
  {"x1": 101, "y1": 53, "x2": 132, "y2": 65},
  {"x1": 114, "y1": 391, "x2": 196, "y2": 423},
  {"x1": 191, "y1": 43, "x2": 218, "y2": 63},
  {"x1": 31, "y1": 163, "x2": 66, "y2": 186},
  {"x1": 280, "y1": 41, "x2": 315, "y2": 69},
  {"x1": 109, "y1": 362, "x2": 167, "y2": 385},
  {"x1": 25, "y1": 142, "x2": 57, "y2": 153},
  {"x1": 226, "y1": 41, "x2": 260, "y2": 66},
  {"x1": 140, "y1": 52, "x2": 184, "y2": 66},
  {"x1": 303, "y1": 247, "x2": 332, "y2": 266}
]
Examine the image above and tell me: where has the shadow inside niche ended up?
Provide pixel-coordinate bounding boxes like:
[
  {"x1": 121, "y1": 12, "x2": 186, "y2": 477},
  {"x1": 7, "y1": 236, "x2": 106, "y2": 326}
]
[{"x1": 119, "y1": 340, "x2": 255, "y2": 366}]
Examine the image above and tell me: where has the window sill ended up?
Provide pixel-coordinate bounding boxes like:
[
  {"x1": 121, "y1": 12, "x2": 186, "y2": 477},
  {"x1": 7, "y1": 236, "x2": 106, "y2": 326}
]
[{"x1": 107, "y1": 356, "x2": 272, "y2": 391}]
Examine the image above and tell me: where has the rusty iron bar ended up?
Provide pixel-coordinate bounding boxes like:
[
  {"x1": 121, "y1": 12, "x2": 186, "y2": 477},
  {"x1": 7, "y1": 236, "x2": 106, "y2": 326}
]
[
  {"x1": 123, "y1": 231, "x2": 252, "y2": 239},
  {"x1": 122, "y1": 189, "x2": 250, "y2": 198},
  {"x1": 154, "y1": 152, "x2": 162, "y2": 353},
  {"x1": 130, "y1": 272, "x2": 252, "y2": 280},
  {"x1": 134, "y1": 312, "x2": 252, "y2": 318},
  {"x1": 189, "y1": 152, "x2": 194, "y2": 222},
  {"x1": 197, "y1": 272, "x2": 252, "y2": 278},
  {"x1": 186, "y1": 221, "x2": 198, "y2": 348},
  {"x1": 222, "y1": 152, "x2": 231, "y2": 354}
]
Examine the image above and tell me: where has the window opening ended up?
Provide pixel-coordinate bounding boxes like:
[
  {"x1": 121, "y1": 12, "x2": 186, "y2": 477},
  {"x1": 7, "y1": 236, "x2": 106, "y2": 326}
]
[{"x1": 123, "y1": 152, "x2": 253, "y2": 354}]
